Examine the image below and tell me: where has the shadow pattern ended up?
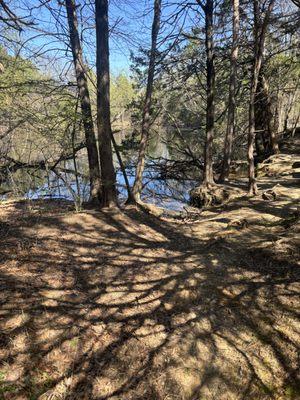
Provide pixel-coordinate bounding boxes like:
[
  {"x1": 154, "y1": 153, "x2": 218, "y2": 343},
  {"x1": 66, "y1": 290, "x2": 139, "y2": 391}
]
[{"x1": 0, "y1": 199, "x2": 299, "y2": 400}]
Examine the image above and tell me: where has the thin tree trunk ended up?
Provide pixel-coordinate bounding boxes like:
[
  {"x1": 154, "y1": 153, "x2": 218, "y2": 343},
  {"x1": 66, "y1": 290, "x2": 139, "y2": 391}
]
[
  {"x1": 273, "y1": 91, "x2": 280, "y2": 140},
  {"x1": 95, "y1": 0, "x2": 117, "y2": 207},
  {"x1": 132, "y1": 0, "x2": 162, "y2": 203},
  {"x1": 248, "y1": 0, "x2": 275, "y2": 195},
  {"x1": 71, "y1": 97, "x2": 81, "y2": 204},
  {"x1": 219, "y1": 0, "x2": 239, "y2": 183},
  {"x1": 203, "y1": 0, "x2": 215, "y2": 186},
  {"x1": 110, "y1": 132, "x2": 134, "y2": 202},
  {"x1": 254, "y1": 70, "x2": 268, "y2": 157},
  {"x1": 65, "y1": 0, "x2": 101, "y2": 204},
  {"x1": 248, "y1": 0, "x2": 261, "y2": 196},
  {"x1": 262, "y1": 75, "x2": 279, "y2": 154},
  {"x1": 248, "y1": 81, "x2": 258, "y2": 195}
]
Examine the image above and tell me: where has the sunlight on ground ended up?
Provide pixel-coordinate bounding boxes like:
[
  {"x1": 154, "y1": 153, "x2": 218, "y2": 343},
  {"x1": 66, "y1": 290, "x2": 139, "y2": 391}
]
[{"x1": 0, "y1": 188, "x2": 299, "y2": 399}]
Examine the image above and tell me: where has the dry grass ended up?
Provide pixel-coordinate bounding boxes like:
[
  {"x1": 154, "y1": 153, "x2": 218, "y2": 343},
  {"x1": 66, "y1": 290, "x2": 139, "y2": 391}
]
[{"x1": 0, "y1": 184, "x2": 299, "y2": 400}]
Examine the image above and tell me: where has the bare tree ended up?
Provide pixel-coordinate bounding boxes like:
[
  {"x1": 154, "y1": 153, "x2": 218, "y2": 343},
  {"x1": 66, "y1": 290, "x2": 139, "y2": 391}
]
[
  {"x1": 219, "y1": 0, "x2": 240, "y2": 183},
  {"x1": 248, "y1": 0, "x2": 275, "y2": 195},
  {"x1": 0, "y1": 0, "x2": 33, "y2": 31},
  {"x1": 95, "y1": 0, "x2": 117, "y2": 207},
  {"x1": 132, "y1": 0, "x2": 162, "y2": 203},
  {"x1": 65, "y1": 0, "x2": 102, "y2": 204}
]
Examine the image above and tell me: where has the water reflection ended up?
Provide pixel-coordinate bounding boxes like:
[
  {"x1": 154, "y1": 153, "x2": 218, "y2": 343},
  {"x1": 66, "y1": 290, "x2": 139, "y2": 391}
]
[
  {"x1": 1, "y1": 132, "x2": 197, "y2": 211},
  {"x1": 25, "y1": 165, "x2": 194, "y2": 211}
]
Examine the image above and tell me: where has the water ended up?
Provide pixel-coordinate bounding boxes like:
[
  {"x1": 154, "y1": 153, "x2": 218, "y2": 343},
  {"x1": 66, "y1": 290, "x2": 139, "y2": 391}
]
[
  {"x1": 24, "y1": 165, "x2": 195, "y2": 211},
  {"x1": 1, "y1": 132, "x2": 198, "y2": 211},
  {"x1": 117, "y1": 167, "x2": 195, "y2": 210}
]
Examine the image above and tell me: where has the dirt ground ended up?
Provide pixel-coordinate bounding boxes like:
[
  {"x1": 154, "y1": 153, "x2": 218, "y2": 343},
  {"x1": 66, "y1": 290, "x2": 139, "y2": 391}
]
[{"x1": 0, "y1": 179, "x2": 299, "y2": 399}]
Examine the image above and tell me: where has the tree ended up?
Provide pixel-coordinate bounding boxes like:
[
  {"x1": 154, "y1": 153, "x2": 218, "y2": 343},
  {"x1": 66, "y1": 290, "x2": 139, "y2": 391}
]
[
  {"x1": 219, "y1": 0, "x2": 240, "y2": 183},
  {"x1": 254, "y1": 66, "x2": 279, "y2": 158},
  {"x1": 132, "y1": 0, "x2": 162, "y2": 203},
  {"x1": 248, "y1": 0, "x2": 275, "y2": 195},
  {"x1": 65, "y1": 0, "x2": 102, "y2": 204},
  {"x1": 197, "y1": 0, "x2": 215, "y2": 186},
  {"x1": 95, "y1": 0, "x2": 117, "y2": 207},
  {"x1": 0, "y1": 0, "x2": 33, "y2": 31}
]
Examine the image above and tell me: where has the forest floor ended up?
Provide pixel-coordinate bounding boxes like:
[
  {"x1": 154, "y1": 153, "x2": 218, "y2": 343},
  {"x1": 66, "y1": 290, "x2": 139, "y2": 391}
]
[{"x1": 0, "y1": 172, "x2": 300, "y2": 399}]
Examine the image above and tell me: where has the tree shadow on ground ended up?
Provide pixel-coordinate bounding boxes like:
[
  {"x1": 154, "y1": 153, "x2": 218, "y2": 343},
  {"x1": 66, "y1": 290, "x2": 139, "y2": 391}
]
[{"x1": 0, "y1": 198, "x2": 299, "y2": 400}]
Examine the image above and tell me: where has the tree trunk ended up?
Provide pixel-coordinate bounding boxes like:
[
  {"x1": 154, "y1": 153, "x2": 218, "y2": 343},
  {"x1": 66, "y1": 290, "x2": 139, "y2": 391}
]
[
  {"x1": 95, "y1": 0, "x2": 117, "y2": 207},
  {"x1": 248, "y1": 0, "x2": 275, "y2": 195},
  {"x1": 65, "y1": 0, "x2": 101, "y2": 204},
  {"x1": 248, "y1": 81, "x2": 259, "y2": 195},
  {"x1": 263, "y1": 75, "x2": 279, "y2": 154},
  {"x1": 254, "y1": 67, "x2": 279, "y2": 157},
  {"x1": 254, "y1": 70, "x2": 269, "y2": 157},
  {"x1": 132, "y1": 0, "x2": 162, "y2": 203},
  {"x1": 219, "y1": 0, "x2": 239, "y2": 183},
  {"x1": 110, "y1": 131, "x2": 134, "y2": 203},
  {"x1": 203, "y1": 0, "x2": 215, "y2": 186},
  {"x1": 272, "y1": 90, "x2": 280, "y2": 142}
]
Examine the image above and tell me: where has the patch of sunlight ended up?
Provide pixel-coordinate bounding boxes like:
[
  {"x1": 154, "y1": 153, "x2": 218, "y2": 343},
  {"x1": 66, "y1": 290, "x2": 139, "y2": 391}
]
[
  {"x1": 39, "y1": 376, "x2": 73, "y2": 400},
  {"x1": 2, "y1": 311, "x2": 30, "y2": 331},
  {"x1": 168, "y1": 366, "x2": 201, "y2": 399},
  {"x1": 11, "y1": 332, "x2": 28, "y2": 352}
]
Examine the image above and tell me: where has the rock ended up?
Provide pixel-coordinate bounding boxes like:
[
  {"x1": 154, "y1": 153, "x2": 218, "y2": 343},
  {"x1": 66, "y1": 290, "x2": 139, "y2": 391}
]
[
  {"x1": 189, "y1": 184, "x2": 243, "y2": 208},
  {"x1": 257, "y1": 154, "x2": 300, "y2": 178},
  {"x1": 262, "y1": 189, "x2": 277, "y2": 201}
]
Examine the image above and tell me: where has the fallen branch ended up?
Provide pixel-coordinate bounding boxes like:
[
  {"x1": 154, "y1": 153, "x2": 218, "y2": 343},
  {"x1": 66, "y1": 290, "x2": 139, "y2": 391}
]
[{"x1": 0, "y1": 141, "x2": 85, "y2": 174}]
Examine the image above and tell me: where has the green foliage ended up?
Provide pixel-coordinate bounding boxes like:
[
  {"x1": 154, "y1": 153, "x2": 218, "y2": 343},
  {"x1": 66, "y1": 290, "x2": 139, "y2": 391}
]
[
  {"x1": 111, "y1": 73, "x2": 135, "y2": 117},
  {"x1": 0, "y1": 45, "x2": 79, "y2": 161}
]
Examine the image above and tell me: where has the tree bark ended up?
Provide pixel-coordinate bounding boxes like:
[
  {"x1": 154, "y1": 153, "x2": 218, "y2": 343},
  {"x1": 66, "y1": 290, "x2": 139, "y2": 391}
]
[
  {"x1": 263, "y1": 74, "x2": 279, "y2": 154},
  {"x1": 65, "y1": 0, "x2": 102, "y2": 204},
  {"x1": 219, "y1": 0, "x2": 239, "y2": 183},
  {"x1": 95, "y1": 0, "x2": 117, "y2": 207},
  {"x1": 248, "y1": 80, "x2": 259, "y2": 195},
  {"x1": 132, "y1": 0, "x2": 162, "y2": 203},
  {"x1": 110, "y1": 131, "x2": 134, "y2": 203},
  {"x1": 254, "y1": 70, "x2": 269, "y2": 157},
  {"x1": 254, "y1": 67, "x2": 279, "y2": 158},
  {"x1": 248, "y1": 0, "x2": 275, "y2": 195},
  {"x1": 203, "y1": 0, "x2": 215, "y2": 186}
]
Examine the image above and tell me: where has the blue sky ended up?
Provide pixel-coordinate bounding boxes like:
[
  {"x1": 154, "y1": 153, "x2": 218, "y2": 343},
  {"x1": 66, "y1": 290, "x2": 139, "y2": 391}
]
[
  {"x1": 6, "y1": 0, "x2": 197, "y2": 78},
  {"x1": 7, "y1": 0, "x2": 158, "y2": 76}
]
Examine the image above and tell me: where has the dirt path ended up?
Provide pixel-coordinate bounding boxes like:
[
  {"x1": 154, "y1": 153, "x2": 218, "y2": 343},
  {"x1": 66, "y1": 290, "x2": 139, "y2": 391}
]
[{"x1": 0, "y1": 180, "x2": 299, "y2": 399}]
